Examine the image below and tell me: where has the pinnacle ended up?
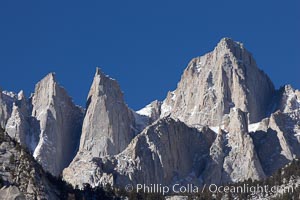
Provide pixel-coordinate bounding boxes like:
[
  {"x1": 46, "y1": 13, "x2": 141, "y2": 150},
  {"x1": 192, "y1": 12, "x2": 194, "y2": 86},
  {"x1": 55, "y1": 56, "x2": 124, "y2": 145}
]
[
  {"x1": 43, "y1": 72, "x2": 57, "y2": 83},
  {"x1": 17, "y1": 90, "x2": 25, "y2": 100},
  {"x1": 216, "y1": 37, "x2": 243, "y2": 51},
  {"x1": 95, "y1": 67, "x2": 109, "y2": 79},
  {"x1": 94, "y1": 67, "x2": 116, "y2": 82},
  {"x1": 95, "y1": 67, "x2": 102, "y2": 76}
]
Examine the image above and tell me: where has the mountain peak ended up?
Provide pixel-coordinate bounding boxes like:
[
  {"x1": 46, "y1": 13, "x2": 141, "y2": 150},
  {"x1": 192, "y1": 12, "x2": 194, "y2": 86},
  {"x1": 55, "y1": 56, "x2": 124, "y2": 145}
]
[
  {"x1": 161, "y1": 38, "x2": 275, "y2": 126},
  {"x1": 217, "y1": 37, "x2": 243, "y2": 48},
  {"x1": 87, "y1": 68, "x2": 119, "y2": 101},
  {"x1": 44, "y1": 72, "x2": 56, "y2": 82},
  {"x1": 219, "y1": 37, "x2": 239, "y2": 44},
  {"x1": 80, "y1": 68, "x2": 135, "y2": 157},
  {"x1": 94, "y1": 67, "x2": 115, "y2": 82},
  {"x1": 95, "y1": 67, "x2": 102, "y2": 76},
  {"x1": 17, "y1": 90, "x2": 25, "y2": 100},
  {"x1": 32, "y1": 73, "x2": 59, "y2": 102},
  {"x1": 31, "y1": 72, "x2": 83, "y2": 176}
]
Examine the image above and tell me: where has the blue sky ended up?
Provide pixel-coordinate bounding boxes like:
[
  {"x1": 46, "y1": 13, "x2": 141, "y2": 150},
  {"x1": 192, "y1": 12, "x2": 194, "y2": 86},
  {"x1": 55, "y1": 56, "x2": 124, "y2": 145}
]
[{"x1": 0, "y1": 0, "x2": 299, "y2": 110}]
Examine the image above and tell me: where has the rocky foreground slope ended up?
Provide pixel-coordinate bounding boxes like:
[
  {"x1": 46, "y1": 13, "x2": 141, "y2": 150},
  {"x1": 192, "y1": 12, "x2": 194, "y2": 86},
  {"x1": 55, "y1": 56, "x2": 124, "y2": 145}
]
[
  {"x1": 0, "y1": 38, "x2": 299, "y2": 196},
  {"x1": 0, "y1": 127, "x2": 59, "y2": 199}
]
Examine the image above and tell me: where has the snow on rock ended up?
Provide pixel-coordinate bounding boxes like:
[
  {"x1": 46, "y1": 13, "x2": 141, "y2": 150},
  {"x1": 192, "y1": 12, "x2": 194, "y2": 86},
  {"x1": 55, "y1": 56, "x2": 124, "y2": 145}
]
[
  {"x1": 136, "y1": 103, "x2": 153, "y2": 117},
  {"x1": 136, "y1": 100, "x2": 162, "y2": 122},
  {"x1": 248, "y1": 122, "x2": 261, "y2": 132}
]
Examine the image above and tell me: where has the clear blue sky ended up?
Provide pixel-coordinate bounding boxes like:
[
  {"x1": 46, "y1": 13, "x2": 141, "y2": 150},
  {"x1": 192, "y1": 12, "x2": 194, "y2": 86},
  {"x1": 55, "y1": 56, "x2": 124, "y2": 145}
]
[{"x1": 0, "y1": 0, "x2": 299, "y2": 110}]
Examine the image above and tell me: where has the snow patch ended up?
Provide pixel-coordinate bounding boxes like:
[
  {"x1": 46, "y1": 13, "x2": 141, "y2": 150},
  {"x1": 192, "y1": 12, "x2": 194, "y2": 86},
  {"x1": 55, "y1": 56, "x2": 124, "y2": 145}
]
[
  {"x1": 248, "y1": 122, "x2": 261, "y2": 132},
  {"x1": 136, "y1": 104, "x2": 153, "y2": 117},
  {"x1": 196, "y1": 62, "x2": 202, "y2": 72},
  {"x1": 209, "y1": 126, "x2": 219, "y2": 134},
  {"x1": 1, "y1": 90, "x2": 17, "y2": 107},
  {"x1": 2, "y1": 91, "x2": 17, "y2": 99}
]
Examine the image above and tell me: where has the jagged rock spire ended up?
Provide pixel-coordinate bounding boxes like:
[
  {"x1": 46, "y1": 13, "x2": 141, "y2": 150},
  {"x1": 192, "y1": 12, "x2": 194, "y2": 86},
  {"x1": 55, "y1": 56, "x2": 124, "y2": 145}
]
[
  {"x1": 79, "y1": 68, "x2": 135, "y2": 157},
  {"x1": 31, "y1": 73, "x2": 83, "y2": 176}
]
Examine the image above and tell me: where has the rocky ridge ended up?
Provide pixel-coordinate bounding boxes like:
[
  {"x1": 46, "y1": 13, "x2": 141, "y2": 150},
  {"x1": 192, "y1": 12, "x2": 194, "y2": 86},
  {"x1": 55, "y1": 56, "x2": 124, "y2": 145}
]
[
  {"x1": 0, "y1": 38, "x2": 299, "y2": 195},
  {"x1": 64, "y1": 117, "x2": 216, "y2": 188},
  {"x1": 63, "y1": 38, "x2": 300, "y2": 188}
]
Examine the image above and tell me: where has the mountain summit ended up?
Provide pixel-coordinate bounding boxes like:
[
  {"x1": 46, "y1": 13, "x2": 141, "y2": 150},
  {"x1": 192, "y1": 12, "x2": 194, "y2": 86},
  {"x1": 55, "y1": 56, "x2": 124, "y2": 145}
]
[{"x1": 161, "y1": 38, "x2": 275, "y2": 126}]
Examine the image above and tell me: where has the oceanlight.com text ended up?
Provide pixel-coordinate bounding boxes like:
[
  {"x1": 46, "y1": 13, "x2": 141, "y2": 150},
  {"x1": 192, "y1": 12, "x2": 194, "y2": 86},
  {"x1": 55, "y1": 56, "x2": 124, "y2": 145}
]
[{"x1": 124, "y1": 183, "x2": 295, "y2": 196}]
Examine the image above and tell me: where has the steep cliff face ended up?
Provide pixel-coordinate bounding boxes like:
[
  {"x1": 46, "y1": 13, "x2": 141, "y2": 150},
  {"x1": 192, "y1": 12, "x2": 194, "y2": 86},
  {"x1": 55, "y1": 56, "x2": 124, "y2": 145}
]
[
  {"x1": 79, "y1": 68, "x2": 136, "y2": 157},
  {"x1": 110, "y1": 118, "x2": 215, "y2": 187},
  {"x1": 63, "y1": 117, "x2": 216, "y2": 188},
  {"x1": 2, "y1": 74, "x2": 84, "y2": 177},
  {"x1": 161, "y1": 38, "x2": 275, "y2": 126},
  {"x1": 277, "y1": 85, "x2": 300, "y2": 118},
  {"x1": 64, "y1": 110, "x2": 276, "y2": 188},
  {"x1": 250, "y1": 114, "x2": 300, "y2": 176},
  {"x1": 224, "y1": 108, "x2": 265, "y2": 181},
  {"x1": 63, "y1": 68, "x2": 142, "y2": 186},
  {"x1": 31, "y1": 73, "x2": 83, "y2": 176},
  {"x1": 203, "y1": 108, "x2": 265, "y2": 184},
  {"x1": 248, "y1": 84, "x2": 300, "y2": 176}
]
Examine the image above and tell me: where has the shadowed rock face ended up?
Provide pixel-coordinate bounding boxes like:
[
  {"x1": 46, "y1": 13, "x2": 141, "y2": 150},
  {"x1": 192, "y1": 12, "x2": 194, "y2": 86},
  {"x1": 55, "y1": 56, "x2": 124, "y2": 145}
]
[
  {"x1": 0, "y1": 89, "x2": 16, "y2": 129},
  {"x1": 31, "y1": 73, "x2": 83, "y2": 176},
  {"x1": 161, "y1": 38, "x2": 275, "y2": 126},
  {"x1": 250, "y1": 111, "x2": 300, "y2": 176},
  {"x1": 79, "y1": 68, "x2": 136, "y2": 157}
]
